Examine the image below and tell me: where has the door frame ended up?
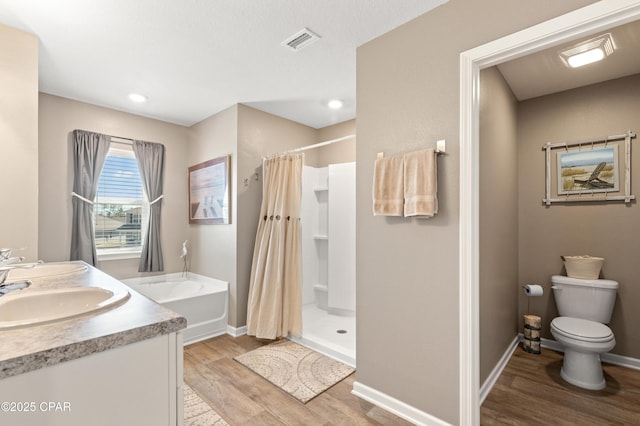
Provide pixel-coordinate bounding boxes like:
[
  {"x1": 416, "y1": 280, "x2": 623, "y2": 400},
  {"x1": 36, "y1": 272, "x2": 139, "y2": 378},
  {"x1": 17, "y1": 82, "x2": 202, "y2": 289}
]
[{"x1": 458, "y1": 1, "x2": 640, "y2": 424}]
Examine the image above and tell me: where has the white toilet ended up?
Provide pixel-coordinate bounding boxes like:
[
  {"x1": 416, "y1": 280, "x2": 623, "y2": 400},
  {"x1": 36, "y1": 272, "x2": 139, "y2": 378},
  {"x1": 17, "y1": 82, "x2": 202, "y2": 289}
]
[{"x1": 550, "y1": 275, "x2": 618, "y2": 390}]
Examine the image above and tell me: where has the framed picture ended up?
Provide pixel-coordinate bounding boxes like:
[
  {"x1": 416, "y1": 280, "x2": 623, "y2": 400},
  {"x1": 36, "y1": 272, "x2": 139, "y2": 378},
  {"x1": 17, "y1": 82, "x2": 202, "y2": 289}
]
[
  {"x1": 542, "y1": 131, "x2": 635, "y2": 205},
  {"x1": 557, "y1": 145, "x2": 619, "y2": 195},
  {"x1": 188, "y1": 155, "x2": 230, "y2": 224}
]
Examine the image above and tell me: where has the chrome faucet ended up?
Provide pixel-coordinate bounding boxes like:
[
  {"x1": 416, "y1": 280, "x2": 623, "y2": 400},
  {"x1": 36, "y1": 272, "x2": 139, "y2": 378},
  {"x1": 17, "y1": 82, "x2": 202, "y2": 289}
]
[
  {"x1": 0, "y1": 280, "x2": 31, "y2": 295},
  {"x1": 0, "y1": 248, "x2": 26, "y2": 265},
  {"x1": 0, "y1": 261, "x2": 42, "y2": 296},
  {"x1": 0, "y1": 256, "x2": 26, "y2": 266}
]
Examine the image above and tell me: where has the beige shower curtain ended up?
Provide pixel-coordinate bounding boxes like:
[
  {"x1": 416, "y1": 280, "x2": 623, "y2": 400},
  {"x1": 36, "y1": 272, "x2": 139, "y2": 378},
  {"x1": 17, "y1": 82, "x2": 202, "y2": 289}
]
[{"x1": 247, "y1": 153, "x2": 304, "y2": 339}]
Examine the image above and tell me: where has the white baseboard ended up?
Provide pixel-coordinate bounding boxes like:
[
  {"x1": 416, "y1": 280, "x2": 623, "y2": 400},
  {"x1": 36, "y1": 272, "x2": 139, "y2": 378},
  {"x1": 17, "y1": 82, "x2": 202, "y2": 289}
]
[
  {"x1": 479, "y1": 335, "x2": 519, "y2": 404},
  {"x1": 226, "y1": 325, "x2": 247, "y2": 337},
  {"x1": 480, "y1": 334, "x2": 640, "y2": 404},
  {"x1": 352, "y1": 381, "x2": 452, "y2": 426},
  {"x1": 601, "y1": 351, "x2": 640, "y2": 370},
  {"x1": 539, "y1": 336, "x2": 562, "y2": 352}
]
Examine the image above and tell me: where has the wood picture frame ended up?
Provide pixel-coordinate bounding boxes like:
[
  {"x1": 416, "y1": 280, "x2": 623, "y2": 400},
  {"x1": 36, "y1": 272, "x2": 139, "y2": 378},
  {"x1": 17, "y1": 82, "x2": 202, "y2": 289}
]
[
  {"x1": 542, "y1": 131, "x2": 635, "y2": 205},
  {"x1": 188, "y1": 155, "x2": 230, "y2": 224}
]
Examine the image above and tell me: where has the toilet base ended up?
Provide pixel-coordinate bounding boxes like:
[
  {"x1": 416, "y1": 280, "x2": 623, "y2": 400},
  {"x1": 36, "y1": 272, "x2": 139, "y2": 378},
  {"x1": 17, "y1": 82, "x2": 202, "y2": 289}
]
[{"x1": 560, "y1": 347, "x2": 606, "y2": 390}]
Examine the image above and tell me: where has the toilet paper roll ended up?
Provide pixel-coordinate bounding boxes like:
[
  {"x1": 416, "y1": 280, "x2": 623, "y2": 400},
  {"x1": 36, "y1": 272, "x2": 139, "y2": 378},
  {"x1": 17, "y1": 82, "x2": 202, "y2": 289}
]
[{"x1": 523, "y1": 284, "x2": 544, "y2": 297}]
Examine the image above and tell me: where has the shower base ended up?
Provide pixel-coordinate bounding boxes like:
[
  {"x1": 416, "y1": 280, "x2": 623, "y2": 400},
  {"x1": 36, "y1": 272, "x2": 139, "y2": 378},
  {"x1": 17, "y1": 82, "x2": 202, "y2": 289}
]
[{"x1": 290, "y1": 304, "x2": 355, "y2": 368}]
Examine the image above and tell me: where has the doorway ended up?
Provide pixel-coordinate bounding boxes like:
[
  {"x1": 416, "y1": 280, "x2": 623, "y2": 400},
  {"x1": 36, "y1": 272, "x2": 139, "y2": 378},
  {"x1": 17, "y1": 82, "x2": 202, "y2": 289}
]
[{"x1": 459, "y1": 2, "x2": 640, "y2": 424}]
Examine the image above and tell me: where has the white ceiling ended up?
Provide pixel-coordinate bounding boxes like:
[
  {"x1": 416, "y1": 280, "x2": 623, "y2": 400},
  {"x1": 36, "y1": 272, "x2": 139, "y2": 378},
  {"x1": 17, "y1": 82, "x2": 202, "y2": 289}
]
[
  {"x1": 498, "y1": 19, "x2": 640, "y2": 101},
  {"x1": 0, "y1": 0, "x2": 447, "y2": 129}
]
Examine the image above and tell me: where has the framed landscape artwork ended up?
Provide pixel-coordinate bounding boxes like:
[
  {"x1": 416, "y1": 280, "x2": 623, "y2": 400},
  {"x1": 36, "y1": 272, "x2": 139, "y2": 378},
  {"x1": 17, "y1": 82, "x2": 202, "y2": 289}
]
[
  {"x1": 556, "y1": 145, "x2": 619, "y2": 195},
  {"x1": 542, "y1": 132, "x2": 635, "y2": 205},
  {"x1": 188, "y1": 155, "x2": 230, "y2": 224}
]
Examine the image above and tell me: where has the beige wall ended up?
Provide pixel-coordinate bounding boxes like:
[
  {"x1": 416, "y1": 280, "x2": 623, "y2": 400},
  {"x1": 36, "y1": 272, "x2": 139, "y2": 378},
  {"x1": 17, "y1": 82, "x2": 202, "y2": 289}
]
[
  {"x1": 187, "y1": 104, "x2": 318, "y2": 328},
  {"x1": 36, "y1": 92, "x2": 346, "y2": 331},
  {"x1": 0, "y1": 25, "x2": 38, "y2": 261},
  {"x1": 315, "y1": 119, "x2": 356, "y2": 167},
  {"x1": 356, "y1": 0, "x2": 596, "y2": 423},
  {"x1": 38, "y1": 94, "x2": 190, "y2": 279},
  {"x1": 518, "y1": 73, "x2": 640, "y2": 359},
  {"x1": 187, "y1": 105, "x2": 239, "y2": 325},
  {"x1": 479, "y1": 67, "x2": 519, "y2": 384}
]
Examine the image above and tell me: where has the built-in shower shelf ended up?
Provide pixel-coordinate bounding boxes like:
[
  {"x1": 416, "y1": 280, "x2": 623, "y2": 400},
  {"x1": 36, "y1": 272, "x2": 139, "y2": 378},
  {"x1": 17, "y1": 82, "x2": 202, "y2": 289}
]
[
  {"x1": 314, "y1": 186, "x2": 328, "y2": 192},
  {"x1": 313, "y1": 284, "x2": 328, "y2": 292},
  {"x1": 313, "y1": 234, "x2": 328, "y2": 240}
]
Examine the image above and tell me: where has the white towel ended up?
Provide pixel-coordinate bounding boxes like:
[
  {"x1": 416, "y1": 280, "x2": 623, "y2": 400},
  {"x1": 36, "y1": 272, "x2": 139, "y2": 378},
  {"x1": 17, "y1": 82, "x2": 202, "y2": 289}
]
[
  {"x1": 403, "y1": 149, "x2": 437, "y2": 218},
  {"x1": 372, "y1": 155, "x2": 404, "y2": 216}
]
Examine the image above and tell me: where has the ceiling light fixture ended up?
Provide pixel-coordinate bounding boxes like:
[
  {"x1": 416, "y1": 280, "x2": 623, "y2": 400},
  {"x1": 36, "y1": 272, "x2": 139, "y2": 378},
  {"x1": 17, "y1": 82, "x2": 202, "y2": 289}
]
[
  {"x1": 559, "y1": 33, "x2": 615, "y2": 68},
  {"x1": 328, "y1": 99, "x2": 344, "y2": 110},
  {"x1": 128, "y1": 93, "x2": 148, "y2": 103}
]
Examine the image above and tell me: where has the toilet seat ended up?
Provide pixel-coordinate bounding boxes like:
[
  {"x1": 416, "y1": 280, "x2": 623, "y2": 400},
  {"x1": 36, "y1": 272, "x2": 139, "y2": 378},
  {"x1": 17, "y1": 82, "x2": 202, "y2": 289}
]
[{"x1": 551, "y1": 316, "x2": 613, "y2": 343}]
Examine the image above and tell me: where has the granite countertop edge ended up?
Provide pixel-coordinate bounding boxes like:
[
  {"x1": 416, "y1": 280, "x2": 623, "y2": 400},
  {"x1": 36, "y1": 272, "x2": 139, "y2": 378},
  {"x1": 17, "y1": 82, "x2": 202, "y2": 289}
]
[
  {"x1": 0, "y1": 262, "x2": 187, "y2": 380},
  {"x1": 0, "y1": 316, "x2": 186, "y2": 380}
]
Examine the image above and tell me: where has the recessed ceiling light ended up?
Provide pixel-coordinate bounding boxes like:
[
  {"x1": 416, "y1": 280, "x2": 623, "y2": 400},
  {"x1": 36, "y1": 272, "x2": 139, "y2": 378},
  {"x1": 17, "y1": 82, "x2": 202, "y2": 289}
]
[
  {"x1": 559, "y1": 33, "x2": 615, "y2": 68},
  {"x1": 328, "y1": 99, "x2": 344, "y2": 110},
  {"x1": 128, "y1": 93, "x2": 148, "y2": 103}
]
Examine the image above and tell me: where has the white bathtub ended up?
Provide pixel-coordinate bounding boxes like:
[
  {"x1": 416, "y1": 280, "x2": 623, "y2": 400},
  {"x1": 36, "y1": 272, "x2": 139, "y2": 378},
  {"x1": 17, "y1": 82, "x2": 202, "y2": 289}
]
[{"x1": 121, "y1": 272, "x2": 228, "y2": 345}]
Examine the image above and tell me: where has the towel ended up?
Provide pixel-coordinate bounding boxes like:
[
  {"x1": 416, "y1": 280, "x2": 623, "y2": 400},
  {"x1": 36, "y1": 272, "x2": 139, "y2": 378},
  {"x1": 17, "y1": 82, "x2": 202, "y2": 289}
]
[
  {"x1": 372, "y1": 155, "x2": 404, "y2": 216},
  {"x1": 403, "y1": 149, "x2": 438, "y2": 218}
]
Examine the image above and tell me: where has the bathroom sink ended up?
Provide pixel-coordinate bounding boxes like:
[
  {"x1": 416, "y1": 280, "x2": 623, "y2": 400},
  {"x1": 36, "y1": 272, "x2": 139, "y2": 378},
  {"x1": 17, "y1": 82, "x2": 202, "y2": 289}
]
[
  {"x1": 7, "y1": 263, "x2": 88, "y2": 280},
  {"x1": 0, "y1": 286, "x2": 130, "y2": 329}
]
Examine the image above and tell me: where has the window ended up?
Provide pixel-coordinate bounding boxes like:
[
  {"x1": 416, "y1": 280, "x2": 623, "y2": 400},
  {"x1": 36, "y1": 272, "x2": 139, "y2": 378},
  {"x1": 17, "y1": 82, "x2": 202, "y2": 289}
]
[{"x1": 94, "y1": 145, "x2": 147, "y2": 255}]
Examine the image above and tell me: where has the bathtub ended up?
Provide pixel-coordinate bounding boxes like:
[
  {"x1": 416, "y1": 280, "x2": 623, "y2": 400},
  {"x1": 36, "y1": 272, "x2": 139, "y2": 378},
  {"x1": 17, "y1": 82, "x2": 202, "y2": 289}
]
[{"x1": 121, "y1": 272, "x2": 228, "y2": 345}]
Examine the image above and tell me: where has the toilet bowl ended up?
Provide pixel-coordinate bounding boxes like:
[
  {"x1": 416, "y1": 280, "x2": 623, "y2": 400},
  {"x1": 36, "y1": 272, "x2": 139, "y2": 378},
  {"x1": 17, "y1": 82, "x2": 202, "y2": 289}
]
[
  {"x1": 550, "y1": 316, "x2": 615, "y2": 390},
  {"x1": 550, "y1": 275, "x2": 618, "y2": 390}
]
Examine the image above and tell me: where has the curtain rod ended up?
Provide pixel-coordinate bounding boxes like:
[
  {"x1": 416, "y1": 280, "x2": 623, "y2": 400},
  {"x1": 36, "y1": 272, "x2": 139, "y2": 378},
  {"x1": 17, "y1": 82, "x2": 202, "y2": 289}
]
[
  {"x1": 284, "y1": 134, "x2": 355, "y2": 154},
  {"x1": 109, "y1": 135, "x2": 134, "y2": 145},
  {"x1": 74, "y1": 129, "x2": 134, "y2": 145}
]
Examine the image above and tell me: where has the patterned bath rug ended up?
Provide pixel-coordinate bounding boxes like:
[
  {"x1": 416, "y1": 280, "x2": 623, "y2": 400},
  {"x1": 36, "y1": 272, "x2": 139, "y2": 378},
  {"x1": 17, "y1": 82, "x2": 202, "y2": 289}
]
[
  {"x1": 184, "y1": 383, "x2": 229, "y2": 426},
  {"x1": 234, "y1": 339, "x2": 355, "y2": 403}
]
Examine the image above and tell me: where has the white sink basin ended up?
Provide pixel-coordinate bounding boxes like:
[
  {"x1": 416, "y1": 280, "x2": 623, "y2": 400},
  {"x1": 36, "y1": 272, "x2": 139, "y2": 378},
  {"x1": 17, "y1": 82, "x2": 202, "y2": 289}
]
[
  {"x1": 0, "y1": 286, "x2": 130, "y2": 329},
  {"x1": 7, "y1": 263, "x2": 88, "y2": 280}
]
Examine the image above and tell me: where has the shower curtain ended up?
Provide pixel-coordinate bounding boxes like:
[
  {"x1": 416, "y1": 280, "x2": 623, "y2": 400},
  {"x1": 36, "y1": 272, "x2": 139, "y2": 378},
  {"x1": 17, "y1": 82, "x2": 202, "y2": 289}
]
[{"x1": 246, "y1": 153, "x2": 304, "y2": 339}]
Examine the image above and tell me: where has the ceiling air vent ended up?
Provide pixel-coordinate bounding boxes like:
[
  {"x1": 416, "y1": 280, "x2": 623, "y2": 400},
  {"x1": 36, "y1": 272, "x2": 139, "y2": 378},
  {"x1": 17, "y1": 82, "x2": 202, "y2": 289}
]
[{"x1": 281, "y1": 27, "x2": 321, "y2": 52}]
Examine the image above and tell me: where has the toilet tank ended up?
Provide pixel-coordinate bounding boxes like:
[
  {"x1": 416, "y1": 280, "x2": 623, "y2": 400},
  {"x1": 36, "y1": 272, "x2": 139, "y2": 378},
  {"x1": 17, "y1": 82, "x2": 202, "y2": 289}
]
[{"x1": 551, "y1": 275, "x2": 618, "y2": 323}]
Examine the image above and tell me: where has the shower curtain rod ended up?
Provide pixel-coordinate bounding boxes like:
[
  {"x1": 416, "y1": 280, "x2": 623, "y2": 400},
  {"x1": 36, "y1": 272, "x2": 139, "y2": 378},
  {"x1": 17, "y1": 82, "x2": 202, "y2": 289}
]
[{"x1": 284, "y1": 134, "x2": 355, "y2": 154}]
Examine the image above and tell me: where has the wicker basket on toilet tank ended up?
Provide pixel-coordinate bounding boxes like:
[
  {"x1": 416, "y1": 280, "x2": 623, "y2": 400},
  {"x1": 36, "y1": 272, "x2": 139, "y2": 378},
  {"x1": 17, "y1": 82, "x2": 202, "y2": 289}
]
[{"x1": 561, "y1": 255, "x2": 604, "y2": 280}]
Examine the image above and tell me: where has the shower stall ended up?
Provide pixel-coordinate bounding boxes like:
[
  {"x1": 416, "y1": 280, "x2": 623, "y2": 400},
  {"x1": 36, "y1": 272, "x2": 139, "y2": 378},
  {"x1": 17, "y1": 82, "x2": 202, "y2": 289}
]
[{"x1": 291, "y1": 161, "x2": 356, "y2": 367}]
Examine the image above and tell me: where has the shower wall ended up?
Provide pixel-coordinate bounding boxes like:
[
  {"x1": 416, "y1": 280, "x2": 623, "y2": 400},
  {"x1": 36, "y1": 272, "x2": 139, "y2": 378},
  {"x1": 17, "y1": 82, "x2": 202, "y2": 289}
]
[{"x1": 301, "y1": 162, "x2": 356, "y2": 313}]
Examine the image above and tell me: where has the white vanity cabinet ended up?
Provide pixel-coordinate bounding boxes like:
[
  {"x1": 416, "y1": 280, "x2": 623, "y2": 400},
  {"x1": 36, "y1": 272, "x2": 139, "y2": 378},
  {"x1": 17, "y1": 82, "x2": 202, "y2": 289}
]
[{"x1": 0, "y1": 331, "x2": 183, "y2": 426}]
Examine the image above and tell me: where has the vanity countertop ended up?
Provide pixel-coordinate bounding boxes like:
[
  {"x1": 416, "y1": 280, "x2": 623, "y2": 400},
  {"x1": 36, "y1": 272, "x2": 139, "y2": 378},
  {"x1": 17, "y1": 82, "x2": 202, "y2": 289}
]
[{"x1": 0, "y1": 261, "x2": 186, "y2": 380}]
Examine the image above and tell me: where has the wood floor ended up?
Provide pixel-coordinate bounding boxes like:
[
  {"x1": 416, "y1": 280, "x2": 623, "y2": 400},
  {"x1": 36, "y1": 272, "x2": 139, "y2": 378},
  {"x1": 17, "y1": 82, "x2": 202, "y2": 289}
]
[
  {"x1": 186, "y1": 335, "x2": 640, "y2": 425},
  {"x1": 184, "y1": 334, "x2": 413, "y2": 426},
  {"x1": 481, "y1": 347, "x2": 640, "y2": 425}
]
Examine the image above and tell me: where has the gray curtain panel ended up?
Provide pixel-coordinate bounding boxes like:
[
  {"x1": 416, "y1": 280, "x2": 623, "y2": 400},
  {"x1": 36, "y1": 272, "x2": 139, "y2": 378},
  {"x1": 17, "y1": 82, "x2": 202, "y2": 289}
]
[
  {"x1": 133, "y1": 140, "x2": 165, "y2": 272},
  {"x1": 70, "y1": 130, "x2": 110, "y2": 265}
]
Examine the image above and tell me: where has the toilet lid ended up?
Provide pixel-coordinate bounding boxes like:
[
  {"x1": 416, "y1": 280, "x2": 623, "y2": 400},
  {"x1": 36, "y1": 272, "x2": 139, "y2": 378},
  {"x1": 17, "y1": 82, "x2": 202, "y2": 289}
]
[{"x1": 551, "y1": 317, "x2": 613, "y2": 342}]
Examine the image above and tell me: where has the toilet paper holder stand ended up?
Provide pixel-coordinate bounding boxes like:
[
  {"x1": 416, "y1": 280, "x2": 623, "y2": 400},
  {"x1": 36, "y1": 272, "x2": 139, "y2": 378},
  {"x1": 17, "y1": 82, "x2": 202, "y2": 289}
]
[{"x1": 522, "y1": 284, "x2": 544, "y2": 315}]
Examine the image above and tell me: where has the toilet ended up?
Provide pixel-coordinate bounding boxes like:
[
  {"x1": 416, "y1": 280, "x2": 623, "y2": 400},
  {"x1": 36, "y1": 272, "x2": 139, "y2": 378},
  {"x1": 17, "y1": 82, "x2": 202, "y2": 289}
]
[{"x1": 550, "y1": 275, "x2": 618, "y2": 390}]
